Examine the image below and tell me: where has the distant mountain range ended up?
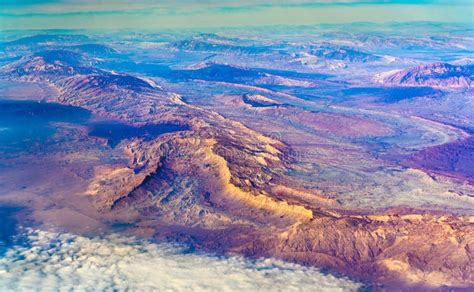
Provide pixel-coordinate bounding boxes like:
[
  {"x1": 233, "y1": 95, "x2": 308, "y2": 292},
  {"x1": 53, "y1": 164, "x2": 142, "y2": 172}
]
[
  {"x1": 2, "y1": 49, "x2": 97, "y2": 79},
  {"x1": 375, "y1": 62, "x2": 473, "y2": 89},
  {"x1": 68, "y1": 44, "x2": 120, "y2": 58},
  {"x1": 310, "y1": 45, "x2": 380, "y2": 63},
  {"x1": 4, "y1": 34, "x2": 90, "y2": 46},
  {"x1": 1, "y1": 35, "x2": 120, "y2": 61},
  {"x1": 170, "y1": 33, "x2": 271, "y2": 55},
  {"x1": 1, "y1": 49, "x2": 156, "y2": 92}
]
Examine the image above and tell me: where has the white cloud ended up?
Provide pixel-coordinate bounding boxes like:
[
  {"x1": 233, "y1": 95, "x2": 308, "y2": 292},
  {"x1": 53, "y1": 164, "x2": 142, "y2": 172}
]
[{"x1": 0, "y1": 229, "x2": 361, "y2": 291}]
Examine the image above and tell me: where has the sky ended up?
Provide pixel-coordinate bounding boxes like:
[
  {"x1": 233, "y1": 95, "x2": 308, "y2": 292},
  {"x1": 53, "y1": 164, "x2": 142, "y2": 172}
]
[{"x1": 0, "y1": 0, "x2": 472, "y2": 30}]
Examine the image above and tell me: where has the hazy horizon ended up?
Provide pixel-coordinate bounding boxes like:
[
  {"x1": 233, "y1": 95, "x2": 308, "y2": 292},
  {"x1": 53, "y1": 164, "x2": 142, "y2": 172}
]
[{"x1": 1, "y1": 0, "x2": 472, "y2": 30}]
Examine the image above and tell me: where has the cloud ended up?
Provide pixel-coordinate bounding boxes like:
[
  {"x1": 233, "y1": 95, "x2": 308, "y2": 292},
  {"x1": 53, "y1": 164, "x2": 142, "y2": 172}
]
[{"x1": 0, "y1": 229, "x2": 361, "y2": 291}]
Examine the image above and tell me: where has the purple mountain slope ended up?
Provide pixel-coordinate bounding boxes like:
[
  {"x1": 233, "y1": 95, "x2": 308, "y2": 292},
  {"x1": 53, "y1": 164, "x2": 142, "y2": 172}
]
[{"x1": 376, "y1": 62, "x2": 473, "y2": 89}]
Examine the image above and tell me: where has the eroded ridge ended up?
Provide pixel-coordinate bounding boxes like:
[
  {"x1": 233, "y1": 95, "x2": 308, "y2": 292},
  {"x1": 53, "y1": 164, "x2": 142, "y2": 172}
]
[{"x1": 2, "y1": 48, "x2": 473, "y2": 289}]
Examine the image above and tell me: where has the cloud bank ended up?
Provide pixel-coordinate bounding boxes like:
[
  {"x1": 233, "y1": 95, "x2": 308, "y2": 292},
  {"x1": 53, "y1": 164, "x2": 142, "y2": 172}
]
[{"x1": 0, "y1": 229, "x2": 361, "y2": 291}]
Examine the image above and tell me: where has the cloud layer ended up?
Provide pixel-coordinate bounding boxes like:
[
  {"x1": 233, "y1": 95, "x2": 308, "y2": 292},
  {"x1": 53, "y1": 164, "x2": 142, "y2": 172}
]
[{"x1": 0, "y1": 229, "x2": 361, "y2": 291}]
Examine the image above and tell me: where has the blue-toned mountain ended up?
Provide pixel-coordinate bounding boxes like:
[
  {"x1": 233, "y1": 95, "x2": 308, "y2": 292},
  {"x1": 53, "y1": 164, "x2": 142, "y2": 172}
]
[{"x1": 377, "y1": 62, "x2": 473, "y2": 89}]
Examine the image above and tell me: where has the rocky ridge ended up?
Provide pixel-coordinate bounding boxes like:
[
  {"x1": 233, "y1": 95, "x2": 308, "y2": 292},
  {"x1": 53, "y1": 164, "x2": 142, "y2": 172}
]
[
  {"x1": 376, "y1": 62, "x2": 473, "y2": 89},
  {"x1": 2, "y1": 50, "x2": 473, "y2": 289}
]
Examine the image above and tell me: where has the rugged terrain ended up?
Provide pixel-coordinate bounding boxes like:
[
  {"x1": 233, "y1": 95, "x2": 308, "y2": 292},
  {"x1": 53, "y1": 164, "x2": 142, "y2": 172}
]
[{"x1": 1, "y1": 27, "x2": 473, "y2": 289}]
